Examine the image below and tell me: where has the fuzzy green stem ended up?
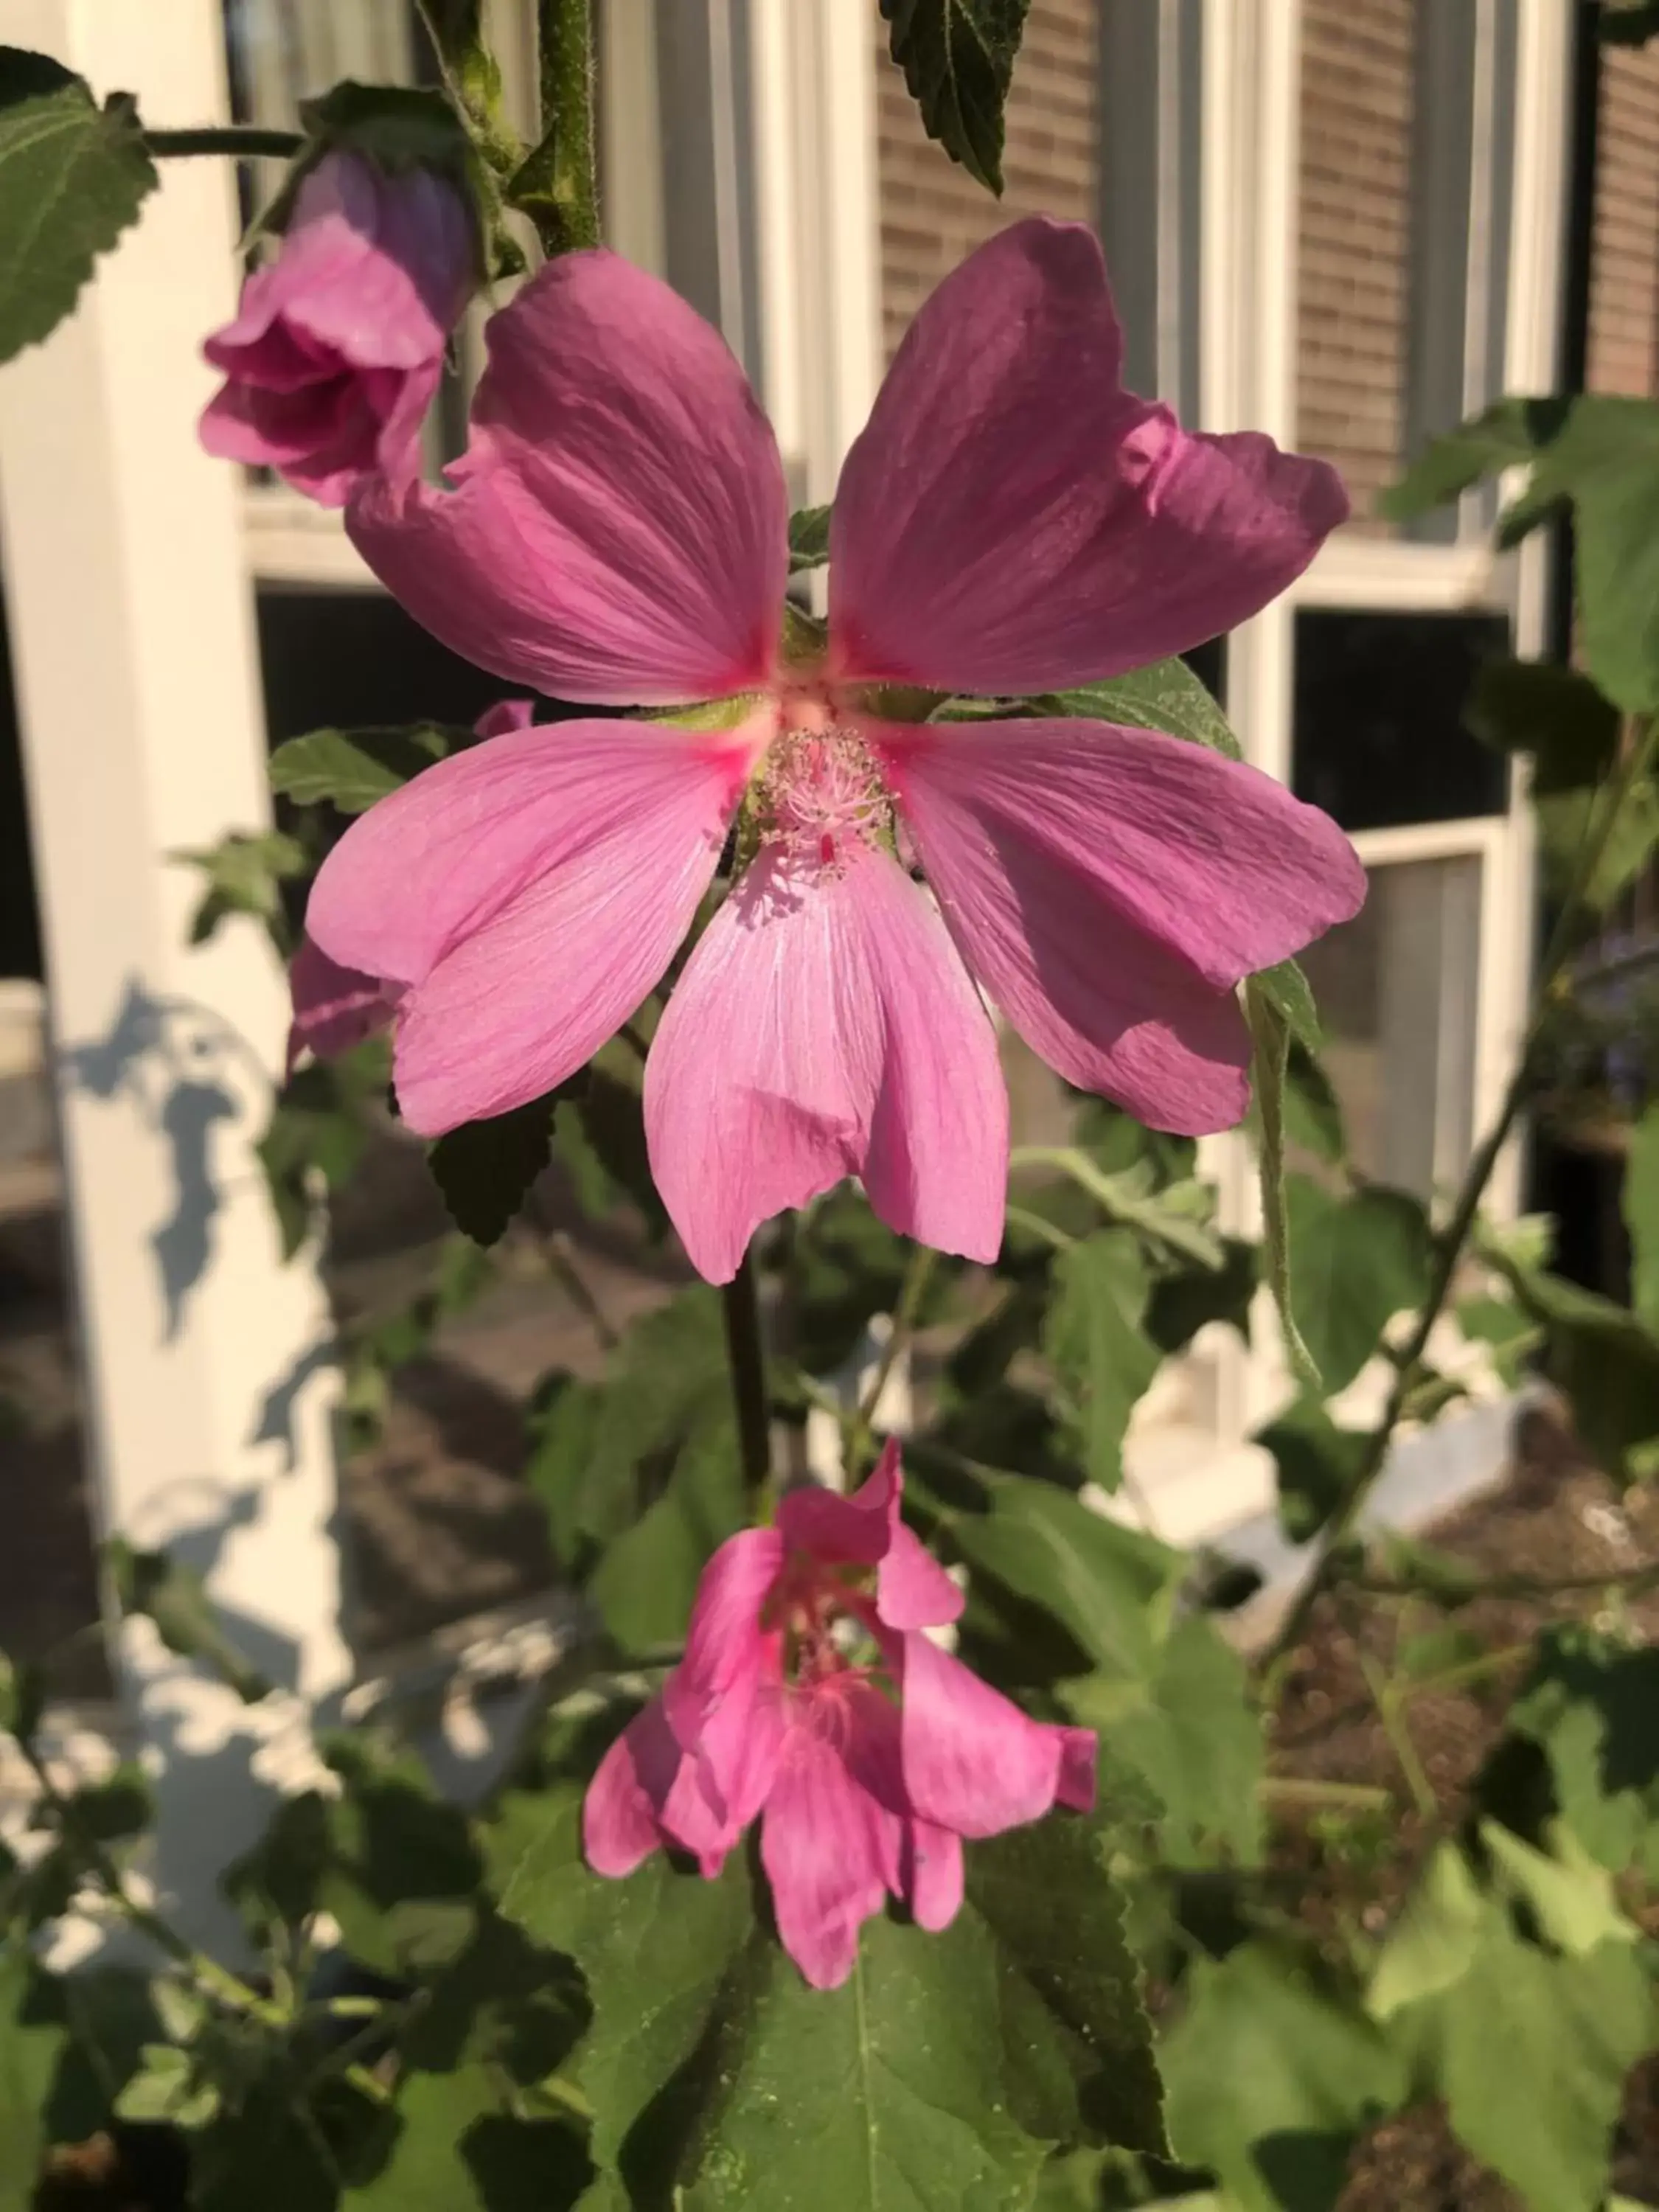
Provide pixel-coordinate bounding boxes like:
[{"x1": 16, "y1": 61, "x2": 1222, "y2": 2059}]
[
  {"x1": 517, "y1": 0, "x2": 600, "y2": 254},
  {"x1": 1262, "y1": 713, "x2": 1659, "y2": 1672},
  {"x1": 723, "y1": 1253, "x2": 773, "y2": 1498},
  {"x1": 846, "y1": 1246, "x2": 939, "y2": 1478},
  {"x1": 145, "y1": 127, "x2": 303, "y2": 159}
]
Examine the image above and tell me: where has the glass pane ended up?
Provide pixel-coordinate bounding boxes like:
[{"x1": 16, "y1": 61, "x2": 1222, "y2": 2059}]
[
  {"x1": 224, "y1": 0, "x2": 425, "y2": 128},
  {"x1": 1298, "y1": 855, "x2": 1483, "y2": 1200},
  {"x1": 1292, "y1": 608, "x2": 1509, "y2": 833}
]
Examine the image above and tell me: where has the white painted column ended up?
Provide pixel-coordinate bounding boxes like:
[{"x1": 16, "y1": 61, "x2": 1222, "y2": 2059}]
[{"x1": 0, "y1": 0, "x2": 348, "y2": 1948}]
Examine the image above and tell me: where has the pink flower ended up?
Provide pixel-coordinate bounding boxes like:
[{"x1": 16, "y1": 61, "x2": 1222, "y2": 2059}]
[
  {"x1": 285, "y1": 700, "x2": 535, "y2": 1073},
  {"x1": 200, "y1": 151, "x2": 473, "y2": 507},
  {"x1": 306, "y1": 218, "x2": 1365, "y2": 1280},
  {"x1": 582, "y1": 1441, "x2": 1095, "y2": 1989}
]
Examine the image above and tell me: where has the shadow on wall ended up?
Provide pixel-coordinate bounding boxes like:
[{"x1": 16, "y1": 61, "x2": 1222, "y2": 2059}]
[{"x1": 58, "y1": 975, "x2": 268, "y2": 1342}]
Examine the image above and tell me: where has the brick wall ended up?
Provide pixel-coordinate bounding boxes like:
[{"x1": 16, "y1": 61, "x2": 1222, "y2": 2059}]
[
  {"x1": 1588, "y1": 43, "x2": 1659, "y2": 397},
  {"x1": 1296, "y1": 0, "x2": 1416, "y2": 532},
  {"x1": 874, "y1": 0, "x2": 1098, "y2": 360}
]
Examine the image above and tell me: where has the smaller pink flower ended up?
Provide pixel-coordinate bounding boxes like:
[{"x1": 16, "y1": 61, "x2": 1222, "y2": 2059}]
[
  {"x1": 583, "y1": 1441, "x2": 1096, "y2": 1990},
  {"x1": 201, "y1": 150, "x2": 473, "y2": 507},
  {"x1": 285, "y1": 700, "x2": 535, "y2": 1072}
]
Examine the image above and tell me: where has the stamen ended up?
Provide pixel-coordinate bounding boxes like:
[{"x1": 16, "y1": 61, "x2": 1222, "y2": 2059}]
[{"x1": 755, "y1": 718, "x2": 893, "y2": 874}]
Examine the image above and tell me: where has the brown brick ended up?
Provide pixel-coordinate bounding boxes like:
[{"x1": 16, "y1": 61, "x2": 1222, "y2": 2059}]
[{"x1": 1588, "y1": 44, "x2": 1659, "y2": 397}]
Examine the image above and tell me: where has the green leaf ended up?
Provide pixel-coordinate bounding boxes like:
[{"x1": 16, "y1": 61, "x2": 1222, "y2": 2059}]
[
  {"x1": 173, "y1": 828, "x2": 307, "y2": 947},
  {"x1": 103, "y1": 1538, "x2": 270, "y2": 1700},
  {"x1": 1487, "y1": 1627, "x2": 1659, "y2": 1878},
  {"x1": 585, "y1": 1412, "x2": 744, "y2": 1653},
  {"x1": 1043, "y1": 1230, "x2": 1162, "y2": 1492},
  {"x1": 490, "y1": 1787, "x2": 1163, "y2": 2206},
  {"x1": 1251, "y1": 959, "x2": 1322, "y2": 1053},
  {"x1": 1464, "y1": 656, "x2": 1619, "y2": 789},
  {"x1": 1377, "y1": 394, "x2": 1568, "y2": 522},
  {"x1": 1368, "y1": 1843, "x2": 1486, "y2": 2020},
  {"x1": 0, "y1": 1947, "x2": 62, "y2": 2204},
  {"x1": 1284, "y1": 1175, "x2": 1433, "y2": 1397},
  {"x1": 788, "y1": 504, "x2": 832, "y2": 572},
  {"x1": 1146, "y1": 1237, "x2": 1258, "y2": 1358},
  {"x1": 1040, "y1": 657, "x2": 1243, "y2": 762},
  {"x1": 344, "y1": 2080, "x2": 591, "y2": 2211},
  {"x1": 880, "y1": 0, "x2": 1032, "y2": 193},
  {"x1": 1244, "y1": 978, "x2": 1318, "y2": 1389},
  {"x1": 268, "y1": 724, "x2": 464, "y2": 813},
  {"x1": 1254, "y1": 1395, "x2": 1368, "y2": 1545},
  {"x1": 1065, "y1": 1615, "x2": 1264, "y2": 1865},
  {"x1": 1518, "y1": 395, "x2": 1659, "y2": 713},
  {"x1": 932, "y1": 1464, "x2": 1184, "y2": 1686},
  {"x1": 428, "y1": 1091, "x2": 559, "y2": 1245},
  {"x1": 562, "y1": 1286, "x2": 731, "y2": 1551},
  {"x1": 1281, "y1": 1040, "x2": 1346, "y2": 1166},
  {"x1": 0, "y1": 49, "x2": 156, "y2": 363},
  {"x1": 258, "y1": 1043, "x2": 386, "y2": 1260},
  {"x1": 1498, "y1": 1263, "x2": 1659, "y2": 1481},
  {"x1": 1453, "y1": 1293, "x2": 1540, "y2": 1390},
  {"x1": 1161, "y1": 1943, "x2": 1406, "y2": 2212},
  {"x1": 1394, "y1": 1910, "x2": 1652, "y2": 2212},
  {"x1": 557, "y1": 1066, "x2": 669, "y2": 1238},
  {"x1": 1478, "y1": 1818, "x2": 1637, "y2": 1957}
]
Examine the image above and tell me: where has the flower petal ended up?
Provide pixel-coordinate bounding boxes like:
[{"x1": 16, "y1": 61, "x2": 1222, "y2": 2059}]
[
  {"x1": 663, "y1": 1527, "x2": 787, "y2": 1831},
  {"x1": 874, "y1": 716, "x2": 1365, "y2": 1135},
  {"x1": 906, "y1": 1819, "x2": 964, "y2": 1933},
  {"x1": 307, "y1": 717, "x2": 759, "y2": 1135},
  {"x1": 776, "y1": 1442, "x2": 964, "y2": 1632},
  {"x1": 829, "y1": 218, "x2": 1346, "y2": 695},
  {"x1": 1057, "y1": 1728, "x2": 1098, "y2": 1812},
  {"x1": 347, "y1": 250, "x2": 788, "y2": 706},
  {"x1": 761, "y1": 1703, "x2": 904, "y2": 1989},
  {"x1": 285, "y1": 935, "x2": 394, "y2": 1075},
  {"x1": 644, "y1": 843, "x2": 1008, "y2": 1284},
  {"x1": 583, "y1": 1698, "x2": 683, "y2": 1877},
  {"x1": 473, "y1": 698, "x2": 537, "y2": 739},
  {"x1": 898, "y1": 1633, "x2": 1077, "y2": 1840}
]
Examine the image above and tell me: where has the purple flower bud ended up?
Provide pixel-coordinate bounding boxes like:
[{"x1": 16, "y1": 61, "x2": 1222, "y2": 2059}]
[{"x1": 200, "y1": 151, "x2": 473, "y2": 508}]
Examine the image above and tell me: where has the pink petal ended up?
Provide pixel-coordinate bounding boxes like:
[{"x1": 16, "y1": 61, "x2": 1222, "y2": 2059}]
[
  {"x1": 761, "y1": 1696, "x2": 905, "y2": 1989},
  {"x1": 663, "y1": 1528, "x2": 787, "y2": 1825},
  {"x1": 874, "y1": 716, "x2": 1365, "y2": 1135},
  {"x1": 776, "y1": 1444, "x2": 963, "y2": 1632},
  {"x1": 285, "y1": 935, "x2": 394, "y2": 1074},
  {"x1": 1057, "y1": 1728, "x2": 1098, "y2": 1812},
  {"x1": 829, "y1": 218, "x2": 1346, "y2": 695},
  {"x1": 473, "y1": 698, "x2": 537, "y2": 739},
  {"x1": 347, "y1": 250, "x2": 788, "y2": 707},
  {"x1": 906, "y1": 1819, "x2": 964, "y2": 1933},
  {"x1": 898, "y1": 1634, "x2": 1076, "y2": 1840},
  {"x1": 643, "y1": 841, "x2": 1007, "y2": 1284},
  {"x1": 306, "y1": 717, "x2": 759, "y2": 1134},
  {"x1": 582, "y1": 1698, "x2": 683, "y2": 1877}
]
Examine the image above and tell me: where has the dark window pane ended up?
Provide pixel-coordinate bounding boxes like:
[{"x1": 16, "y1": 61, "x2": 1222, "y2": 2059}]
[
  {"x1": 1292, "y1": 608, "x2": 1509, "y2": 832},
  {"x1": 255, "y1": 588, "x2": 520, "y2": 743},
  {"x1": 1183, "y1": 634, "x2": 1226, "y2": 702}
]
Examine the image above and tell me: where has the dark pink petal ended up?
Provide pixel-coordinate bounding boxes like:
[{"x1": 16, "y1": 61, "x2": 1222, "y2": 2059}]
[
  {"x1": 306, "y1": 717, "x2": 758, "y2": 1133},
  {"x1": 285, "y1": 935, "x2": 394, "y2": 1075},
  {"x1": 663, "y1": 1528, "x2": 787, "y2": 1830},
  {"x1": 777, "y1": 1444, "x2": 963, "y2": 1632},
  {"x1": 1057, "y1": 1728, "x2": 1098, "y2": 1812},
  {"x1": 762, "y1": 1696, "x2": 905, "y2": 1989},
  {"x1": 906, "y1": 1819, "x2": 964, "y2": 1933},
  {"x1": 644, "y1": 842, "x2": 1007, "y2": 1284},
  {"x1": 898, "y1": 1633, "x2": 1077, "y2": 1840},
  {"x1": 347, "y1": 250, "x2": 788, "y2": 707},
  {"x1": 829, "y1": 218, "x2": 1346, "y2": 695},
  {"x1": 473, "y1": 698, "x2": 537, "y2": 739},
  {"x1": 874, "y1": 716, "x2": 1365, "y2": 1135},
  {"x1": 583, "y1": 1698, "x2": 683, "y2": 1877}
]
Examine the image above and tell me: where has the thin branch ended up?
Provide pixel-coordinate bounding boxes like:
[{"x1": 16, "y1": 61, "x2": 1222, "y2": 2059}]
[
  {"x1": 541, "y1": 1230, "x2": 618, "y2": 1352},
  {"x1": 145, "y1": 127, "x2": 303, "y2": 159},
  {"x1": 1262, "y1": 714, "x2": 1659, "y2": 1671},
  {"x1": 722, "y1": 1252, "x2": 773, "y2": 1498},
  {"x1": 845, "y1": 1246, "x2": 939, "y2": 1478}
]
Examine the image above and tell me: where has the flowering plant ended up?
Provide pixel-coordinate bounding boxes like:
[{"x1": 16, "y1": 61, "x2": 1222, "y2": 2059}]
[{"x1": 6, "y1": 7, "x2": 1659, "y2": 2212}]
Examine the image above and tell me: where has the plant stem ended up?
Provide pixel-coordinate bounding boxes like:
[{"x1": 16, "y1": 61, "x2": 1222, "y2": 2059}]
[
  {"x1": 722, "y1": 1253, "x2": 772, "y2": 1498},
  {"x1": 1258, "y1": 1775, "x2": 1394, "y2": 1812},
  {"x1": 1262, "y1": 713, "x2": 1659, "y2": 1671},
  {"x1": 145, "y1": 127, "x2": 304, "y2": 159},
  {"x1": 846, "y1": 1246, "x2": 938, "y2": 1478},
  {"x1": 1358, "y1": 1652, "x2": 1438, "y2": 1821},
  {"x1": 1357, "y1": 1560, "x2": 1659, "y2": 1604},
  {"x1": 522, "y1": 0, "x2": 600, "y2": 254}
]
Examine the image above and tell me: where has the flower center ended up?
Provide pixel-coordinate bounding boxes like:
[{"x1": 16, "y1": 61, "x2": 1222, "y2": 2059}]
[{"x1": 757, "y1": 685, "x2": 893, "y2": 873}]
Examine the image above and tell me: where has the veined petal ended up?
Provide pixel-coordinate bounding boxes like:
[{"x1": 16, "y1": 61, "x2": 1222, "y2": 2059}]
[
  {"x1": 829, "y1": 218, "x2": 1345, "y2": 696},
  {"x1": 906, "y1": 1818, "x2": 964, "y2": 1933},
  {"x1": 348, "y1": 250, "x2": 788, "y2": 706},
  {"x1": 285, "y1": 934, "x2": 394, "y2": 1074},
  {"x1": 307, "y1": 717, "x2": 759, "y2": 1134},
  {"x1": 899, "y1": 1633, "x2": 1082, "y2": 1840},
  {"x1": 583, "y1": 1698, "x2": 684, "y2": 1877},
  {"x1": 762, "y1": 1692, "x2": 905, "y2": 1989},
  {"x1": 644, "y1": 842, "x2": 1007, "y2": 1284},
  {"x1": 874, "y1": 716, "x2": 1365, "y2": 1135}
]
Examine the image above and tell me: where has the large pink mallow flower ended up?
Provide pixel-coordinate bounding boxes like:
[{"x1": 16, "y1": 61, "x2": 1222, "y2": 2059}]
[
  {"x1": 583, "y1": 1441, "x2": 1095, "y2": 1989},
  {"x1": 305, "y1": 218, "x2": 1365, "y2": 1281},
  {"x1": 200, "y1": 150, "x2": 473, "y2": 508}
]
